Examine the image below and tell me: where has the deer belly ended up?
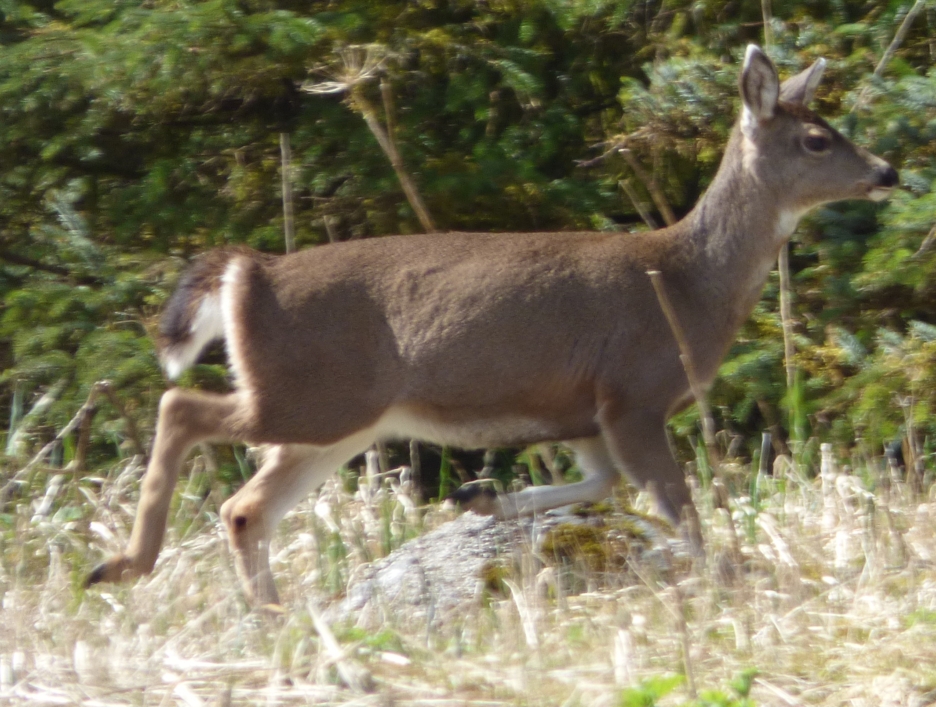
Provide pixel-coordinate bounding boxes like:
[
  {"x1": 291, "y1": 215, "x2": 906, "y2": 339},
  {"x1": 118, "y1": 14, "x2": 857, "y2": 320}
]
[{"x1": 374, "y1": 405, "x2": 599, "y2": 449}]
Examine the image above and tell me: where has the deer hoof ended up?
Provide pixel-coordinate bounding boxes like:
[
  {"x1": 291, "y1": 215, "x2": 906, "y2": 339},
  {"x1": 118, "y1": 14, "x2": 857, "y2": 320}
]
[
  {"x1": 447, "y1": 484, "x2": 499, "y2": 515},
  {"x1": 85, "y1": 555, "x2": 132, "y2": 587}
]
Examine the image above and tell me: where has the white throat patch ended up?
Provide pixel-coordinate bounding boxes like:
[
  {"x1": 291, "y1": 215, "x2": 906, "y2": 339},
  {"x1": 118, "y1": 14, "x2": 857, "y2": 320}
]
[{"x1": 776, "y1": 209, "x2": 806, "y2": 240}]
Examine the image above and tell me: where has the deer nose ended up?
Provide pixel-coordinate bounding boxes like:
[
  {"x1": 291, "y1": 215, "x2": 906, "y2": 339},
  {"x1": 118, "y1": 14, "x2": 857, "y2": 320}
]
[{"x1": 875, "y1": 164, "x2": 899, "y2": 188}]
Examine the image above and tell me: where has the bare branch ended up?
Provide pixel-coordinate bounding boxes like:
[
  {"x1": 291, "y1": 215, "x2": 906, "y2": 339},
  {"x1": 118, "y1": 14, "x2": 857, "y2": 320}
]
[
  {"x1": 853, "y1": 0, "x2": 925, "y2": 112},
  {"x1": 619, "y1": 179, "x2": 658, "y2": 230},
  {"x1": 323, "y1": 215, "x2": 340, "y2": 244},
  {"x1": 912, "y1": 222, "x2": 936, "y2": 260},
  {"x1": 778, "y1": 243, "x2": 796, "y2": 390},
  {"x1": 280, "y1": 133, "x2": 296, "y2": 254},
  {"x1": 0, "y1": 248, "x2": 104, "y2": 286},
  {"x1": 352, "y1": 87, "x2": 437, "y2": 233},
  {"x1": 1, "y1": 381, "x2": 106, "y2": 504},
  {"x1": 574, "y1": 141, "x2": 625, "y2": 169},
  {"x1": 302, "y1": 46, "x2": 437, "y2": 234},
  {"x1": 761, "y1": 0, "x2": 773, "y2": 49},
  {"x1": 620, "y1": 149, "x2": 676, "y2": 226},
  {"x1": 380, "y1": 79, "x2": 397, "y2": 145},
  {"x1": 99, "y1": 383, "x2": 147, "y2": 460},
  {"x1": 646, "y1": 271, "x2": 716, "y2": 456}
]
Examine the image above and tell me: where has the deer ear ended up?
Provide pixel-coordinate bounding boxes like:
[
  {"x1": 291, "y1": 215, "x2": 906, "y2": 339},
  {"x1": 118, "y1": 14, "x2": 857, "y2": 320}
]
[
  {"x1": 740, "y1": 45, "x2": 779, "y2": 130},
  {"x1": 779, "y1": 57, "x2": 826, "y2": 106}
]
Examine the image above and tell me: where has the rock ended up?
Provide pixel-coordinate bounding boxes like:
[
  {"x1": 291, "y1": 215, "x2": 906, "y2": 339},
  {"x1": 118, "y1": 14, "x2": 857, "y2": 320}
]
[
  {"x1": 329, "y1": 512, "x2": 518, "y2": 625},
  {"x1": 328, "y1": 507, "x2": 677, "y2": 626}
]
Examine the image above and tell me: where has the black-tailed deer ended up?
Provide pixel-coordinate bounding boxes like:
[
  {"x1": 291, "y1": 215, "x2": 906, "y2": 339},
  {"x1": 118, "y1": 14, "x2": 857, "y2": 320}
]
[{"x1": 87, "y1": 46, "x2": 896, "y2": 605}]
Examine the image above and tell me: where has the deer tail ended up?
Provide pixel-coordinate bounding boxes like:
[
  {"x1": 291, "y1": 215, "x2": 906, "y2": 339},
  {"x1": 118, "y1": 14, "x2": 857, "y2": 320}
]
[{"x1": 157, "y1": 246, "x2": 259, "y2": 380}]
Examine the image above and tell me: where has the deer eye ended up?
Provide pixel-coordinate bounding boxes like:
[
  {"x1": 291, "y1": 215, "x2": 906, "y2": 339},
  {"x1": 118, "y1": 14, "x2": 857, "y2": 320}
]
[{"x1": 803, "y1": 132, "x2": 831, "y2": 153}]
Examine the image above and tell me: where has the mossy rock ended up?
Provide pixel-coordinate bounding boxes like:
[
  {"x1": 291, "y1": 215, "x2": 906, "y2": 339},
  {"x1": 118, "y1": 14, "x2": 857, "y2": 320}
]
[{"x1": 540, "y1": 516, "x2": 650, "y2": 573}]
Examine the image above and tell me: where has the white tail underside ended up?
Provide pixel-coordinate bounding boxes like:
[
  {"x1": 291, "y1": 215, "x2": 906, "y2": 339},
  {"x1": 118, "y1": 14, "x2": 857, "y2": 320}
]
[{"x1": 162, "y1": 292, "x2": 225, "y2": 380}]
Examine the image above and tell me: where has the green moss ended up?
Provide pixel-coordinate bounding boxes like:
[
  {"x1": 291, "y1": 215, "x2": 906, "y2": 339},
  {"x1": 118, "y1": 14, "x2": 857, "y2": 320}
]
[
  {"x1": 573, "y1": 501, "x2": 615, "y2": 517},
  {"x1": 479, "y1": 560, "x2": 512, "y2": 598},
  {"x1": 541, "y1": 523, "x2": 611, "y2": 571},
  {"x1": 540, "y1": 517, "x2": 649, "y2": 573},
  {"x1": 612, "y1": 517, "x2": 651, "y2": 542}
]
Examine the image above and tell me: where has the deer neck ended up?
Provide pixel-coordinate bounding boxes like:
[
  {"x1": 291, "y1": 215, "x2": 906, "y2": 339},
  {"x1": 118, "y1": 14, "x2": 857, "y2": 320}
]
[{"x1": 664, "y1": 128, "x2": 804, "y2": 378}]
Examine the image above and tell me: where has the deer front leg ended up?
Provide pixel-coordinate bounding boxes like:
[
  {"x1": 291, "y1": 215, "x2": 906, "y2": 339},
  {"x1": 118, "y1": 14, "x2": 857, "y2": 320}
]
[
  {"x1": 86, "y1": 389, "x2": 242, "y2": 587},
  {"x1": 597, "y1": 404, "x2": 703, "y2": 552}
]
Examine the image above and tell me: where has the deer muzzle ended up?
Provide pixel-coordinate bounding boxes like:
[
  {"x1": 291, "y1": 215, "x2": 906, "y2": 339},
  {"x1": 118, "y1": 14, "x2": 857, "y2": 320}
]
[{"x1": 865, "y1": 163, "x2": 899, "y2": 202}]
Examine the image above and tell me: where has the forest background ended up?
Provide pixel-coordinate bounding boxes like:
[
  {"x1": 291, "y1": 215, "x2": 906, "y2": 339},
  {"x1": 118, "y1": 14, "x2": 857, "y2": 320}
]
[{"x1": 1, "y1": 0, "x2": 935, "y2": 493}]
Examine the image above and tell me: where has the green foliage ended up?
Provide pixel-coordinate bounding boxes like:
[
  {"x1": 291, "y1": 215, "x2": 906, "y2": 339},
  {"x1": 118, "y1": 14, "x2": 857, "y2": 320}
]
[
  {"x1": 618, "y1": 673, "x2": 685, "y2": 707},
  {"x1": 337, "y1": 625, "x2": 406, "y2": 654},
  {"x1": 617, "y1": 669, "x2": 758, "y2": 707},
  {"x1": 0, "y1": 0, "x2": 934, "y2": 483}
]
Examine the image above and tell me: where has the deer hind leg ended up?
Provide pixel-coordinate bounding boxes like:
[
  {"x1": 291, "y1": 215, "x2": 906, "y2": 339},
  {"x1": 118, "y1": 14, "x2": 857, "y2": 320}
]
[
  {"x1": 86, "y1": 388, "x2": 246, "y2": 588},
  {"x1": 598, "y1": 406, "x2": 702, "y2": 551},
  {"x1": 453, "y1": 437, "x2": 620, "y2": 519},
  {"x1": 219, "y1": 435, "x2": 374, "y2": 606}
]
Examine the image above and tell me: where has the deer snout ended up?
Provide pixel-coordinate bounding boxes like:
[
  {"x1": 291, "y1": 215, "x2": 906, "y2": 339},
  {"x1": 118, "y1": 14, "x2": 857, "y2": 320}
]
[
  {"x1": 864, "y1": 163, "x2": 898, "y2": 202},
  {"x1": 875, "y1": 164, "x2": 899, "y2": 188}
]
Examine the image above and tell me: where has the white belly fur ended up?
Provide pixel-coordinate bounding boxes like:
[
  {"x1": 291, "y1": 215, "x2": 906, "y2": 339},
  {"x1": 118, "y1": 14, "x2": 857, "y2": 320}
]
[{"x1": 373, "y1": 406, "x2": 561, "y2": 449}]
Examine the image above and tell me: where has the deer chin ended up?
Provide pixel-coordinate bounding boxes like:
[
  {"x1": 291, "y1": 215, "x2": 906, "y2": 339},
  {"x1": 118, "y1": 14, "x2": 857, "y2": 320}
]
[{"x1": 867, "y1": 186, "x2": 895, "y2": 202}]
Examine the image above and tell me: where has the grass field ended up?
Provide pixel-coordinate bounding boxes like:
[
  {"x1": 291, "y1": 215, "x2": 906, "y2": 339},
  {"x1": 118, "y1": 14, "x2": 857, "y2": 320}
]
[{"x1": 2, "y1": 441, "x2": 936, "y2": 706}]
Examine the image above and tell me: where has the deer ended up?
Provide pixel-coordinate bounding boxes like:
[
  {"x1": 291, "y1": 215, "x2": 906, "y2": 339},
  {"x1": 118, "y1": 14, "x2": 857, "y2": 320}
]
[{"x1": 86, "y1": 46, "x2": 897, "y2": 606}]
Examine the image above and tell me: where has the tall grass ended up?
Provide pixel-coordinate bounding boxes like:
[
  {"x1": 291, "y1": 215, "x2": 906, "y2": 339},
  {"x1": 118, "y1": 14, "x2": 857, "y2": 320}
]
[{"x1": 2, "y1": 438, "x2": 936, "y2": 706}]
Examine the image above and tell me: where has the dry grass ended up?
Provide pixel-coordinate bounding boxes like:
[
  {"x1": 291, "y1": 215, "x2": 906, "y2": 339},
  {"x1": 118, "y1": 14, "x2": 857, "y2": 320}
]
[{"x1": 3, "y1": 443, "x2": 936, "y2": 707}]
